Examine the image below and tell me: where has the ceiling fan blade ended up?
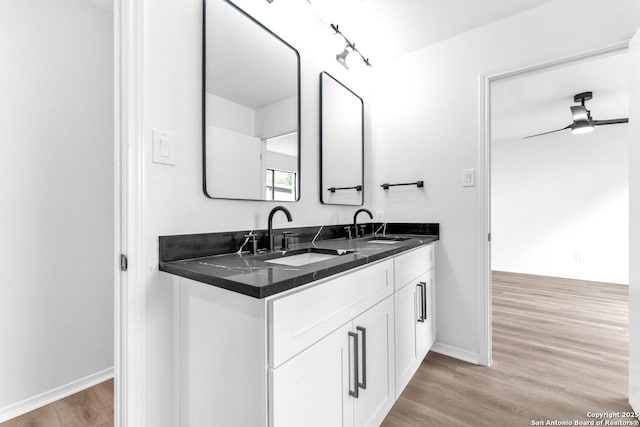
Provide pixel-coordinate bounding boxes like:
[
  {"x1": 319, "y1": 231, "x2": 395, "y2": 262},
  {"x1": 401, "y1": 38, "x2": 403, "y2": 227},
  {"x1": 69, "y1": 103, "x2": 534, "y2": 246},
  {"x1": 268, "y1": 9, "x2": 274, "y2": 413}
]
[
  {"x1": 593, "y1": 118, "x2": 629, "y2": 126},
  {"x1": 523, "y1": 124, "x2": 572, "y2": 139},
  {"x1": 570, "y1": 105, "x2": 589, "y2": 121}
]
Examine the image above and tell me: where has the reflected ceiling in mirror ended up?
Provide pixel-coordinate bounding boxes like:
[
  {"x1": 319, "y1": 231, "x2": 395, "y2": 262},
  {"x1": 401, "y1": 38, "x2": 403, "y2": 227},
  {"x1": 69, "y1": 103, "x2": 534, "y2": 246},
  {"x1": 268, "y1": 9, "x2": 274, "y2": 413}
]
[
  {"x1": 320, "y1": 72, "x2": 364, "y2": 206},
  {"x1": 203, "y1": 0, "x2": 300, "y2": 201}
]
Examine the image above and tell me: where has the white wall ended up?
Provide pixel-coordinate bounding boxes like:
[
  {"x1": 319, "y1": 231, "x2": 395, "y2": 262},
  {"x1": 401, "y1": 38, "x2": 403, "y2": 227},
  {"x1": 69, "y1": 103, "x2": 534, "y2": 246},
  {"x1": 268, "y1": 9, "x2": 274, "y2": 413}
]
[
  {"x1": 206, "y1": 93, "x2": 255, "y2": 135},
  {"x1": 206, "y1": 126, "x2": 263, "y2": 199},
  {"x1": 0, "y1": 0, "x2": 113, "y2": 419},
  {"x1": 372, "y1": 0, "x2": 640, "y2": 362},
  {"x1": 255, "y1": 96, "x2": 297, "y2": 139},
  {"x1": 143, "y1": 0, "x2": 373, "y2": 424},
  {"x1": 628, "y1": 28, "x2": 640, "y2": 414},
  {"x1": 266, "y1": 151, "x2": 297, "y2": 173},
  {"x1": 491, "y1": 126, "x2": 629, "y2": 284}
]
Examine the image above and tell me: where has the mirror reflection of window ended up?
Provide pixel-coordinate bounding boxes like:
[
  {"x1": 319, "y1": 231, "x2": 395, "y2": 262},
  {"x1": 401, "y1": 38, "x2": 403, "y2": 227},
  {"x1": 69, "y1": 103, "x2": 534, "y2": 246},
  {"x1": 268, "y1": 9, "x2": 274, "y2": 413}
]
[
  {"x1": 203, "y1": 0, "x2": 300, "y2": 201},
  {"x1": 265, "y1": 169, "x2": 297, "y2": 201}
]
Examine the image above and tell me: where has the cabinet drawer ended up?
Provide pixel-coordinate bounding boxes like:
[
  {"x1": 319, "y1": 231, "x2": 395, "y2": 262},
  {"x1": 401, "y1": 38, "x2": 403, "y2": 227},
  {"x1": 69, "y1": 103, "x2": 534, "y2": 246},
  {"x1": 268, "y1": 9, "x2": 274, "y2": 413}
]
[
  {"x1": 394, "y1": 244, "x2": 434, "y2": 290},
  {"x1": 269, "y1": 259, "x2": 394, "y2": 368}
]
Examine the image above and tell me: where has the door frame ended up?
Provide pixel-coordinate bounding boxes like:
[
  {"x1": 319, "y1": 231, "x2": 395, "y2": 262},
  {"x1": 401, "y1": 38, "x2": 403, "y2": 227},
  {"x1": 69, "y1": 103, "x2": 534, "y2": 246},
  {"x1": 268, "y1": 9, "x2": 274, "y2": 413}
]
[
  {"x1": 114, "y1": 0, "x2": 146, "y2": 426},
  {"x1": 477, "y1": 38, "x2": 631, "y2": 367}
]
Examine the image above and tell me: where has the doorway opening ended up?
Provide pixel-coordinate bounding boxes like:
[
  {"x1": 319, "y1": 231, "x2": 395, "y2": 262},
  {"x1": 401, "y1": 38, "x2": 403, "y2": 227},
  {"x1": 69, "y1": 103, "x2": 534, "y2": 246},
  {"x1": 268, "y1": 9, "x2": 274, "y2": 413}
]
[
  {"x1": 0, "y1": 0, "x2": 116, "y2": 424},
  {"x1": 484, "y1": 46, "x2": 632, "y2": 419}
]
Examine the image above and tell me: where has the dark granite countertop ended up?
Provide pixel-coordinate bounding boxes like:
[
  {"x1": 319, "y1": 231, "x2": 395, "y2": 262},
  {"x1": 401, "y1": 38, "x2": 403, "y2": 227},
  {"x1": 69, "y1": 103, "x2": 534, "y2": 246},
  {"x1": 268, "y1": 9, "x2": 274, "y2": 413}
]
[{"x1": 160, "y1": 233, "x2": 438, "y2": 298}]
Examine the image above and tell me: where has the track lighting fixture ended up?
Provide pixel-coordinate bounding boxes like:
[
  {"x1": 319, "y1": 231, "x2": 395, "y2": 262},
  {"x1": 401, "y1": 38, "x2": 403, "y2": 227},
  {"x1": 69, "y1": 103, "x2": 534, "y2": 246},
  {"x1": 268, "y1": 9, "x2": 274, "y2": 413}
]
[
  {"x1": 330, "y1": 24, "x2": 371, "y2": 70},
  {"x1": 262, "y1": 1, "x2": 372, "y2": 69}
]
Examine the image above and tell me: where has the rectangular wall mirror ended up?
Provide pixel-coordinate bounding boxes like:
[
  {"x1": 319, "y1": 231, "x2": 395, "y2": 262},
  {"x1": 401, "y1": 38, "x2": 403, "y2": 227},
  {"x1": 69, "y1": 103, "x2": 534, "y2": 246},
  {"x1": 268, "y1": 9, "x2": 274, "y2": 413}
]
[
  {"x1": 320, "y1": 72, "x2": 364, "y2": 205},
  {"x1": 203, "y1": 0, "x2": 300, "y2": 201}
]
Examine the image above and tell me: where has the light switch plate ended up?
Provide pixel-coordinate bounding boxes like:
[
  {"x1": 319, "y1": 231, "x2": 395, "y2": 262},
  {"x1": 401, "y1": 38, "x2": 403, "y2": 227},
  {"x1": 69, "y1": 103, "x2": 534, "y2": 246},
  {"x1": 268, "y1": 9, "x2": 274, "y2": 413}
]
[
  {"x1": 375, "y1": 211, "x2": 385, "y2": 221},
  {"x1": 462, "y1": 169, "x2": 475, "y2": 187},
  {"x1": 152, "y1": 129, "x2": 176, "y2": 165}
]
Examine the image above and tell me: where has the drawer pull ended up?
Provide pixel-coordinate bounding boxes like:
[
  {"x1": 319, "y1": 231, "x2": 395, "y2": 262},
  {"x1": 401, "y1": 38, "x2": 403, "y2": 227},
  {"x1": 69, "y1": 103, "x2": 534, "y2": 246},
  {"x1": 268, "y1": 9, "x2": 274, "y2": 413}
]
[
  {"x1": 417, "y1": 282, "x2": 427, "y2": 322},
  {"x1": 348, "y1": 331, "x2": 359, "y2": 398},
  {"x1": 356, "y1": 326, "x2": 367, "y2": 390}
]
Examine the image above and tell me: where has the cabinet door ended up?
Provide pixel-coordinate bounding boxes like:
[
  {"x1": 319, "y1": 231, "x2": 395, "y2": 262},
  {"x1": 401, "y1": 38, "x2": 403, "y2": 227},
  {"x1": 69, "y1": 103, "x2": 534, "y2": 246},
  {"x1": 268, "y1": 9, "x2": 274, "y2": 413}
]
[
  {"x1": 353, "y1": 297, "x2": 395, "y2": 427},
  {"x1": 269, "y1": 323, "x2": 354, "y2": 427},
  {"x1": 394, "y1": 281, "x2": 417, "y2": 397},
  {"x1": 415, "y1": 269, "x2": 435, "y2": 359}
]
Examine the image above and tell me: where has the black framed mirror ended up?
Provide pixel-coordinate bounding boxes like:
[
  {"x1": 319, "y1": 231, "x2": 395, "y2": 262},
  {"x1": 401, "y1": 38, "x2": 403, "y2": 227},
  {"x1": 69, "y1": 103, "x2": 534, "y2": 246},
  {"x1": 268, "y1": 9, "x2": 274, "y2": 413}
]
[
  {"x1": 203, "y1": 0, "x2": 301, "y2": 201},
  {"x1": 320, "y1": 72, "x2": 364, "y2": 206}
]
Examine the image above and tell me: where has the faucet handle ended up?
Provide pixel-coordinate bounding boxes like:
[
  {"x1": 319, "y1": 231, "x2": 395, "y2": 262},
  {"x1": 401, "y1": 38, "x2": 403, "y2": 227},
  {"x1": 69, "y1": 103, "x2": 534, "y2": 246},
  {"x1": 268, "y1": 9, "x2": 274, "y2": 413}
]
[
  {"x1": 343, "y1": 226, "x2": 353, "y2": 240},
  {"x1": 243, "y1": 232, "x2": 258, "y2": 254},
  {"x1": 281, "y1": 231, "x2": 295, "y2": 250},
  {"x1": 244, "y1": 232, "x2": 258, "y2": 243},
  {"x1": 358, "y1": 224, "x2": 367, "y2": 237}
]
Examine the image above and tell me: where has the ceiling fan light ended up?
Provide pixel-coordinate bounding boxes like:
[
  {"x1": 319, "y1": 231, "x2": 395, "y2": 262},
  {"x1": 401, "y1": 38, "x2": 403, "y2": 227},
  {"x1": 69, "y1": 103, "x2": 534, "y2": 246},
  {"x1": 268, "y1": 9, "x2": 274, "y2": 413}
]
[
  {"x1": 571, "y1": 121, "x2": 594, "y2": 135},
  {"x1": 570, "y1": 105, "x2": 590, "y2": 122}
]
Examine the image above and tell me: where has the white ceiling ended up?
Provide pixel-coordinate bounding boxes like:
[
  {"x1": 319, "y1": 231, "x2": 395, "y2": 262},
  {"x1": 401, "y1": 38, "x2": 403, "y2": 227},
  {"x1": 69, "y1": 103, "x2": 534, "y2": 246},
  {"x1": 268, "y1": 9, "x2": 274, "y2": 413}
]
[
  {"x1": 206, "y1": 0, "x2": 298, "y2": 109},
  {"x1": 309, "y1": 0, "x2": 555, "y2": 63},
  {"x1": 492, "y1": 51, "x2": 629, "y2": 142}
]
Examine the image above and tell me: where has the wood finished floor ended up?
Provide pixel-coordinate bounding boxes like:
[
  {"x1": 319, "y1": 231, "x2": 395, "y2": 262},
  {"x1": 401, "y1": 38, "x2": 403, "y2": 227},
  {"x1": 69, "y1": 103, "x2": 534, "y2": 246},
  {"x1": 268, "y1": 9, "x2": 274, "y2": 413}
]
[
  {"x1": 383, "y1": 271, "x2": 633, "y2": 427},
  {"x1": 1, "y1": 379, "x2": 113, "y2": 427},
  {"x1": 3, "y1": 273, "x2": 633, "y2": 426}
]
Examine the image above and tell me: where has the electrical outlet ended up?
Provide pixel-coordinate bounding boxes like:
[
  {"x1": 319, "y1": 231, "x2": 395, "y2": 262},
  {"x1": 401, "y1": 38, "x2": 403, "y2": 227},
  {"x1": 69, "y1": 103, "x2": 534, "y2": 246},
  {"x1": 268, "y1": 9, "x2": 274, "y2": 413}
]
[
  {"x1": 575, "y1": 252, "x2": 583, "y2": 262},
  {"x1": 375, "y1": 211, "x2": 384, "y2": 221}
]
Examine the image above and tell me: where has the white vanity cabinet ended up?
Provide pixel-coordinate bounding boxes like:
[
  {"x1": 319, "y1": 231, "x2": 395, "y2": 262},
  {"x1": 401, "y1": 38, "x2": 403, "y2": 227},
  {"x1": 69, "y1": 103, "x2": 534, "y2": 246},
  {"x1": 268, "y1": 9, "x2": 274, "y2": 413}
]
[
  {"x1": 174, "y1": 242, "x2": 435, "y2": 427},
  {"x1": 269, "y1": 259, "x2": 395, "y2": 427},
  {"x1": 269, "y1": 322, "x2": 353, "y2": 427},
  {"x1": 393, "y1": 245, "x2": 436, "y2": 396},
  {"x1": 270, "y1": 296, "x2": 395, "y2": 427}
]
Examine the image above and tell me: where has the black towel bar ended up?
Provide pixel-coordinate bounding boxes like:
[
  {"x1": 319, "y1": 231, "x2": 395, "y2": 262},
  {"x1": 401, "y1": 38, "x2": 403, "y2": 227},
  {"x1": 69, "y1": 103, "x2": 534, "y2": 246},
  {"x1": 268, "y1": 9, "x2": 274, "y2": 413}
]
[
  {"x1": 380, "y1": 181, "x2": 424, "y2": 190},
  {"x1": 328, "y1": 185, "x2": 363, "y2": 193}
]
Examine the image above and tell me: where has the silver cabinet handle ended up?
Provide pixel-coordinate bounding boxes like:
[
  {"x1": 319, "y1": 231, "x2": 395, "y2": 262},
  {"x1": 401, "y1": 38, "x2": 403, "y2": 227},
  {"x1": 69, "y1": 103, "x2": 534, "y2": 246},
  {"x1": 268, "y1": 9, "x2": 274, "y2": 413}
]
[
  {"x1": 422, "y1": 282, "x2": 428, "y2": 320},
  {"x1": 417, "y1": 282, "x2": 427, "y2": 322},
  {"x1": 356, "y1": 326, "x2": 367, "y2": 390},
  {"x1": 348, "y1": 331, "x2": 359, "y2": 398}
]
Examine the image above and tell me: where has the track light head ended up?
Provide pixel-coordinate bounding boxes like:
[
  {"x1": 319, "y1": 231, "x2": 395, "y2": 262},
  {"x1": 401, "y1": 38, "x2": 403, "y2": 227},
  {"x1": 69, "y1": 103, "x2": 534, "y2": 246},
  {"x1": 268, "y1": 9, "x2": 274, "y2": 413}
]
[{"x1": 336, "y1": 47, "x2": 350, "y2": 69}]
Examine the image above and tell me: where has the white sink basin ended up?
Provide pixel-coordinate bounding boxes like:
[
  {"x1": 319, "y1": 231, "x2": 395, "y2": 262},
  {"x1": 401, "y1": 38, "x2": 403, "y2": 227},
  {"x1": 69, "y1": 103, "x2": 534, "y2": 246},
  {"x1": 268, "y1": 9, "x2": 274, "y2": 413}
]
[
  {"x1": 366, "y1": 236, "x2": 410, "y2": 245},
  {"x1": 367, "y1": 240, "x2": 402, "y2": 245},
  {"x1": 265, "y1": 252, "x2": 339, "y2": 266}
]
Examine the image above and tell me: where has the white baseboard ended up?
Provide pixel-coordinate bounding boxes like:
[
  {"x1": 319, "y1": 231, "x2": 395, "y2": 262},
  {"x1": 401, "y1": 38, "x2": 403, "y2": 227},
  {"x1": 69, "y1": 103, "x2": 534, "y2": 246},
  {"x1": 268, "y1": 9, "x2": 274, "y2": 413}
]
[
  {"x1": 0, "y1": 367, "x2": 114, "y2": 423},
  {"x1": 431, "y1": 341, "x2": 480, "y2": 365}
]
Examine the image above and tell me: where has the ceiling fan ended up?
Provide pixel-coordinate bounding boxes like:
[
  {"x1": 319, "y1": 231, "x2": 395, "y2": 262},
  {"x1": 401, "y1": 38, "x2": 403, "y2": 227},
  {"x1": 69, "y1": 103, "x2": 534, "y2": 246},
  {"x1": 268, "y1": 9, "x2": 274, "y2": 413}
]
[{"x1": 523, "y1": 91, "x2": 628, "y2": 139}]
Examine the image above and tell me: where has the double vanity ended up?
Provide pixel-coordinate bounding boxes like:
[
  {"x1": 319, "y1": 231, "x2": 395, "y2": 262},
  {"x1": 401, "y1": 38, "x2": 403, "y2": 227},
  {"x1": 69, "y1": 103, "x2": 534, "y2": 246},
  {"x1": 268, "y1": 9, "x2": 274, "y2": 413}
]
[
  {"x1": 160, "y1": 218, "x2": 439, "y2": 427},
  {"x1": 177, "y1": 1, "x2": 436, "y2": 423}
]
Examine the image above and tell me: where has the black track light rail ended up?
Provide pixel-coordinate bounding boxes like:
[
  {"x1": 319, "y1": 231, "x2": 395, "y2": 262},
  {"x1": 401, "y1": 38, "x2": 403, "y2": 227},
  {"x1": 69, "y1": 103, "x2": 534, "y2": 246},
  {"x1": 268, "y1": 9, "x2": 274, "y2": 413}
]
[{"x1": 330, "y1": 24, "x2": 372, "y2": 67}]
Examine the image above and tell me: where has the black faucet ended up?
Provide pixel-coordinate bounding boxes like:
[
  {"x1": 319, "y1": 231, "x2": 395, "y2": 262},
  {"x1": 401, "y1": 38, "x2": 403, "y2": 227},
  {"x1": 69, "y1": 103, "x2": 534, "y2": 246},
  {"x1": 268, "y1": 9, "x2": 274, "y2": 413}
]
[
  {"x1": 353, "y1": 208, "x2": 373, "y2": 238},
  {"x1": 267, "y1": 206, "x2": 293, "y2": 250}
]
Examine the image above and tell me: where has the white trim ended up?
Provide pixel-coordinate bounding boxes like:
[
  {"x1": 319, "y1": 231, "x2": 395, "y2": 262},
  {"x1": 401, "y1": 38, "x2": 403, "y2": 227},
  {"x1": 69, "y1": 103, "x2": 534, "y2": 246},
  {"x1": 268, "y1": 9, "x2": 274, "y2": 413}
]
[
  {"x1": 431, "y1": 342, "x2": 480, "y2": 365},
  {"x1": 477, "y1": 37, "x2": 633, "y2": 369},
  {"x1": 477, "y1": 70, "x2": 492, "y2": 368},
  {"x1": 0, "y1": 368, "x2": 114, "y2": 423},
  {"x1": 115, "y1": 0, "x2": 146, "y2": 426},
  {"x1": 113, "y1": 0, "x2": 123, "y2": 425},
  {"x1": 172, "y1": 280, "x2": 181, "y2": 427}
]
